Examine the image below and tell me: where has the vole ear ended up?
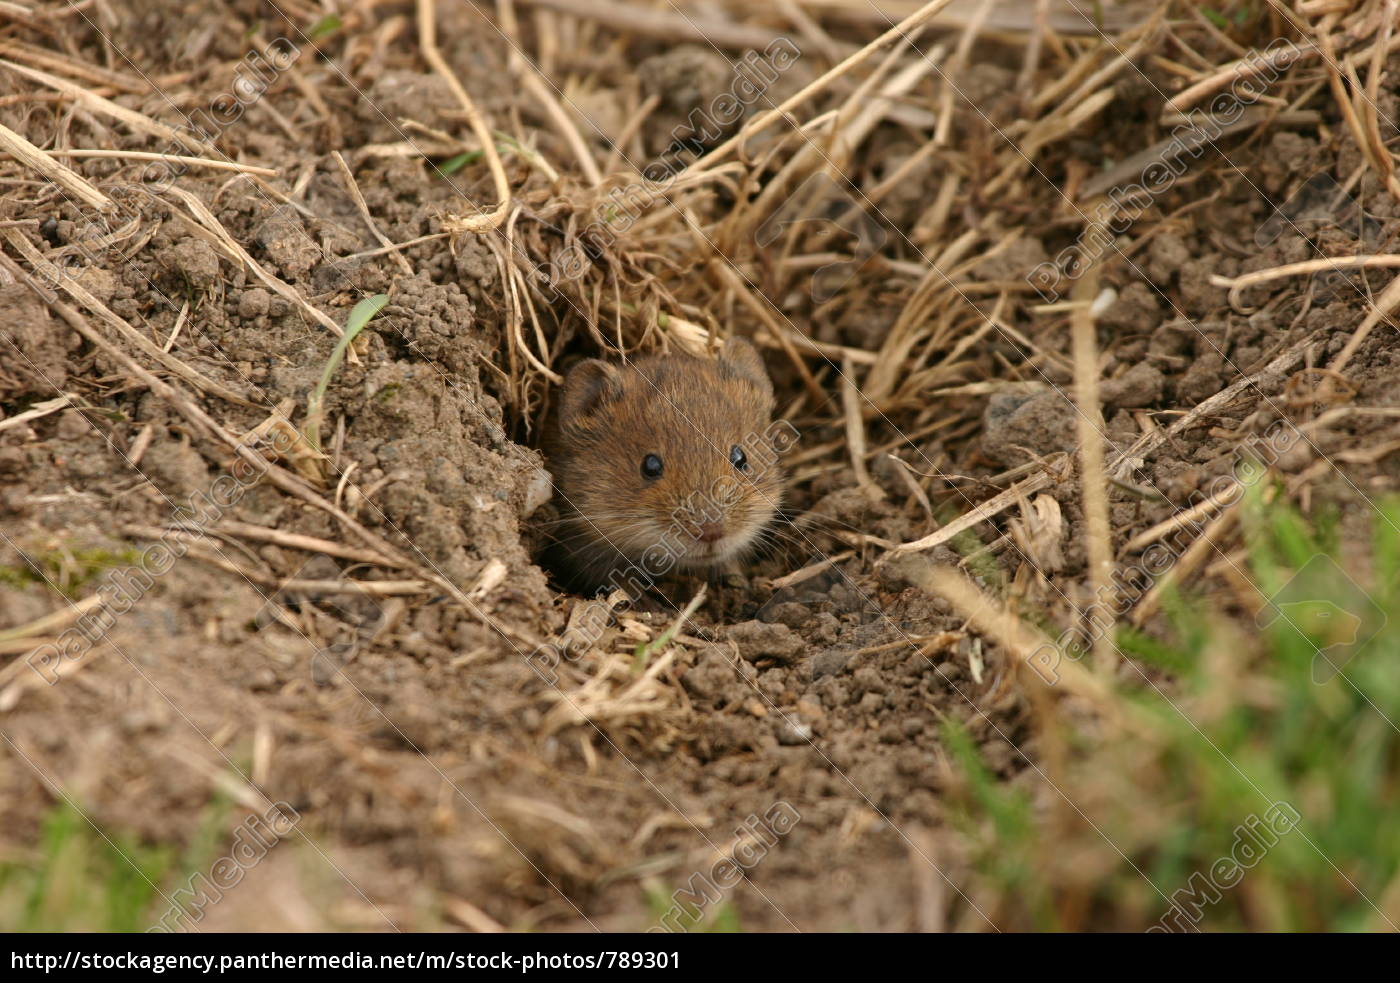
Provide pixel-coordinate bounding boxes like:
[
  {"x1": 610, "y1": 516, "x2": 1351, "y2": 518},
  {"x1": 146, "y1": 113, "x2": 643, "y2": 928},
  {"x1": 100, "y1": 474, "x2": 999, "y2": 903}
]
[
  {"x1": 717, "y1": 336, "x2": 773, "y2": 400},
  {"x1": 559, "y1": 359, "x2": 625, "y2": 420}
]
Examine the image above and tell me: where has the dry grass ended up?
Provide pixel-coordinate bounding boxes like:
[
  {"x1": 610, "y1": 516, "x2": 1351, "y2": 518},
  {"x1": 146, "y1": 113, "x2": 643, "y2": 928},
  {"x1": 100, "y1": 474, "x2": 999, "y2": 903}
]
[
  {"x1": 0, "y1": 0, "x2": 1303, "y2": 710},
  {"x1": 2, "y1": 0, "x2": 1400, "y2": 931}
]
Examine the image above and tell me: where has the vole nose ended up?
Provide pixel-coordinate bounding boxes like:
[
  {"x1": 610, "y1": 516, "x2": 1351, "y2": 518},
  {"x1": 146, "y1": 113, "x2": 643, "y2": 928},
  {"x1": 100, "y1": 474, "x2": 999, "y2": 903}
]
[{"x1": 696, "y1": 521, "x2": 725, "y2": 543}]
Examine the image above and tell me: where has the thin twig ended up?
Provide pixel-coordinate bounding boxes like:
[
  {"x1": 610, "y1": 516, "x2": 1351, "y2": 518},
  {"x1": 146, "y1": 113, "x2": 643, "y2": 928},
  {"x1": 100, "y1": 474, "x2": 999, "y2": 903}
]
[
  {"x1": 418, "y1": 0, "x2": 512, "y2": 233},
  {"x1": 1070, "y1": 274, "x2": 1115, "y2": 675}
]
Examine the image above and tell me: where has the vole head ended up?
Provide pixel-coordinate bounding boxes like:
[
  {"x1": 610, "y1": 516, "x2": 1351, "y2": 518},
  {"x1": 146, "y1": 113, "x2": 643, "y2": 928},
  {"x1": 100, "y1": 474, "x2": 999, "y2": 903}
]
[{"x1": 549, "y1": 337, "x2": 784, "y2": 580}]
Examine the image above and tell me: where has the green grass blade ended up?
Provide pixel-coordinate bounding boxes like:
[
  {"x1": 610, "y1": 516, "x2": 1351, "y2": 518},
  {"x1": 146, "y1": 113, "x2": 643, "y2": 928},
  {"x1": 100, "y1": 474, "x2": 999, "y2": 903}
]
[{"x1": 305, "y1": 294, "x2": 388, "y2": 454}]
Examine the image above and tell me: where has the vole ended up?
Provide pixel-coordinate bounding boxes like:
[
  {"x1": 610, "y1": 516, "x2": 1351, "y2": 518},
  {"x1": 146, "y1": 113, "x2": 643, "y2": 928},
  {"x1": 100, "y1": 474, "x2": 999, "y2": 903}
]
[{"x1": 543, "y1": 337, "x2": 785, "y2": 595}]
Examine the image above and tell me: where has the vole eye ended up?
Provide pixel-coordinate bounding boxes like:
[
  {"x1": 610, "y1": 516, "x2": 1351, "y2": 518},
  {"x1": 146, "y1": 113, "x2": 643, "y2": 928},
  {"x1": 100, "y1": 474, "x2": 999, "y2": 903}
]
[
  {"x1": 641, "y1": 454, "x2": 663, "y2": 480},
  {"x1": 730, "y1": 445, "x2": 749, "y2": 472}
]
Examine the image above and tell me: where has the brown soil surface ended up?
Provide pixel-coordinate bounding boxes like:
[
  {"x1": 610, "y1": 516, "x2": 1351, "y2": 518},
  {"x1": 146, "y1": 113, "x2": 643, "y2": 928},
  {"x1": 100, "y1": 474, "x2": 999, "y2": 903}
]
[{"x1": 1, "y1": 0, "x2": 1398, "y2": 932}]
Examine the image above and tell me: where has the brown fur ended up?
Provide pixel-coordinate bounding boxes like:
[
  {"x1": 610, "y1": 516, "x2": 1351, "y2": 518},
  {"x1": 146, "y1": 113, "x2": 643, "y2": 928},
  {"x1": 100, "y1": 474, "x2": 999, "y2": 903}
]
[{"x1": 543, "y1": 337, "x2": 784, "y2": 593}]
